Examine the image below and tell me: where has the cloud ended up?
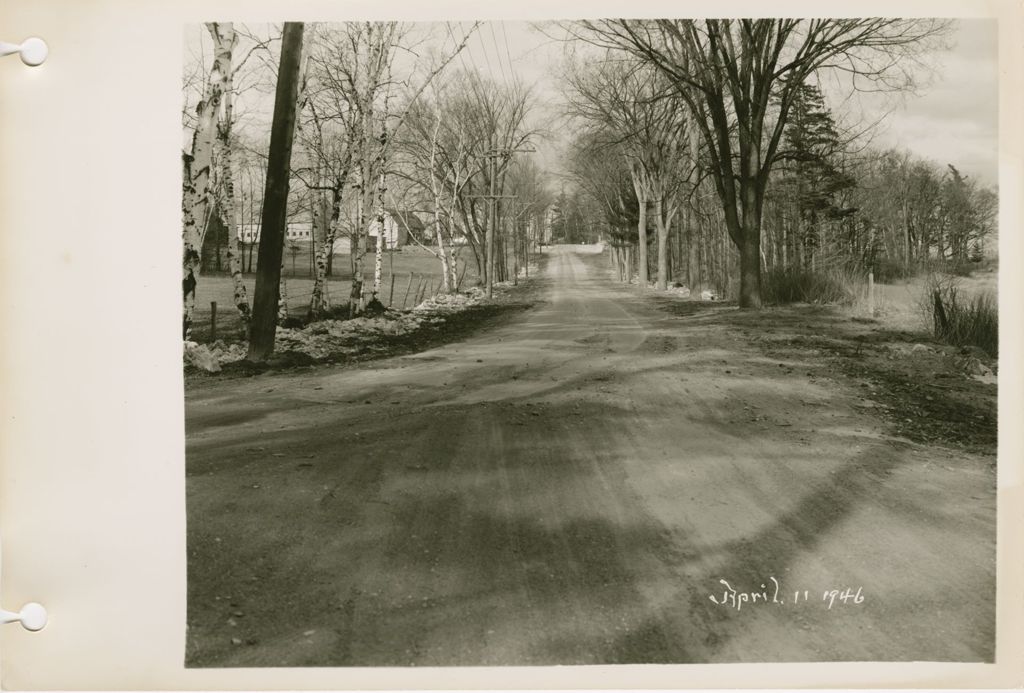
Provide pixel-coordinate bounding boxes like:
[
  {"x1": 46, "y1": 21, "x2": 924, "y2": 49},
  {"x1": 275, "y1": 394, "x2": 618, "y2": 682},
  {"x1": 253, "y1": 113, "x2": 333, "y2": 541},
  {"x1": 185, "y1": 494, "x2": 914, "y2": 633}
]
[{"x1": 865, "y1": 19, "x2": 998, "y2": 185}]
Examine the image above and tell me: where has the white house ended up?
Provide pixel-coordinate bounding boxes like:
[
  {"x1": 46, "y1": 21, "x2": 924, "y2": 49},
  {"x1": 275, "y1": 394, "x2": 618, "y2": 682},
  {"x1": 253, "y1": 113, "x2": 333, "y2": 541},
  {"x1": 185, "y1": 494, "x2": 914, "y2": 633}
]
[
  {"x1": 368, "y1": 210, "x2": 414, "y2": 250},
  {"x1": 237, "y1": 222, "x2": 313, "y2": 244}
]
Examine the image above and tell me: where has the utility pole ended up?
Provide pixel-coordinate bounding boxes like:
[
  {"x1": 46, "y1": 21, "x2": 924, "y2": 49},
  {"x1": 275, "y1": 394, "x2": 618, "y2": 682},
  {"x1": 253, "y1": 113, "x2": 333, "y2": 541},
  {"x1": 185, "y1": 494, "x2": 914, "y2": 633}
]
[
  {"x1": 487, "y1": 151, "x2": 497, "y2": 297},
  {"x1": 511, "y1": 199, "x2": 518, "y2": 286},
  {"x1": 471, "y1": 145, "x2": 534, "y2": 298},
  {"x1": 508, "y1": 199, "x2": 533, "y2": 285},
  {"x1": 247, "y1": 22, "x2": 304, "y2": 361}
]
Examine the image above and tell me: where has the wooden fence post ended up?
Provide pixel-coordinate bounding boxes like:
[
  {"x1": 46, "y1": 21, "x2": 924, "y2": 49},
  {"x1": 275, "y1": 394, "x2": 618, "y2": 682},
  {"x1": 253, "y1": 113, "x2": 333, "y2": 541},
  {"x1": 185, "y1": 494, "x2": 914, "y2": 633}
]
[
  {"x1": 868, "y1": 270, "x2": 874, "y2": 317},
  {"x1": 933, "y1": 289, "x2": 949, "y2": 337},
  {"x1": 210, "y1": 301, "x2": 218, "y2": 341},
  {"x1": 402, "y1": 273, "x2": 415, "y2": 309}
]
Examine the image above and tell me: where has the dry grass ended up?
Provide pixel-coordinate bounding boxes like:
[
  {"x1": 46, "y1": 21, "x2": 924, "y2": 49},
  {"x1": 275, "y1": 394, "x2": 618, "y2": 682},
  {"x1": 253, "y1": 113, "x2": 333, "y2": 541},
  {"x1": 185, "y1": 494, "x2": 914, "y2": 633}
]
[
  {"x1": 760, "y1": 266, "x2": 863, "y2": 306},
  {"x1": 921, "y1": 275, "x2": 998, "y2": 358}
]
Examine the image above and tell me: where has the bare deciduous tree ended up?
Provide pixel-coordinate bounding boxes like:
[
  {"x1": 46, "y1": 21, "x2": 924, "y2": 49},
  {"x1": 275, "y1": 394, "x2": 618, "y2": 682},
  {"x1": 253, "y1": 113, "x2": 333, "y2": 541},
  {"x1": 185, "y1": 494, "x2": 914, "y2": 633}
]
[
  {"x1": 575, "y1": 19, "x2": 951, "y2": 307},
  {"x1": 564, "y1": 55, "x2": 696, "y2": 290}
]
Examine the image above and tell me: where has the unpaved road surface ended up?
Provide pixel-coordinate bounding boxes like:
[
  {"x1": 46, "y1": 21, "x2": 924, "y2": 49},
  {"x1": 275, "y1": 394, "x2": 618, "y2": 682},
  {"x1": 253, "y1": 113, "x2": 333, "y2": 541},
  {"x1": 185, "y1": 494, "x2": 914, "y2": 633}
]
[{"x1": 186, "y1": 245, "x2": 995, "y2": 667}]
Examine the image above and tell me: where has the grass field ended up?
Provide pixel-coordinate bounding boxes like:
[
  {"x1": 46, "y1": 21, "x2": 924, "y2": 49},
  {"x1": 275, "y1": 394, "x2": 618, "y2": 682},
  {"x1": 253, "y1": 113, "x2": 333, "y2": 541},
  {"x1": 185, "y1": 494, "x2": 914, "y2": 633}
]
[
  {"x1": 191, "y1": 246, "x2": 487, "y2": 342},
  {"x1": 871, "y1": 268, "x2": 998, "y2": 332}
]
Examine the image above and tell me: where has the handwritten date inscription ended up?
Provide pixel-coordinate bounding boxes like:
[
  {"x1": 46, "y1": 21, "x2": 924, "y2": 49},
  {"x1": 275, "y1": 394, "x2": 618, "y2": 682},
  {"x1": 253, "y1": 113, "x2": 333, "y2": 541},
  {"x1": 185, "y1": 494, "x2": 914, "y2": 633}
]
[{"x1": 708, "y1": 577, "x2": 865, "y2": 611}]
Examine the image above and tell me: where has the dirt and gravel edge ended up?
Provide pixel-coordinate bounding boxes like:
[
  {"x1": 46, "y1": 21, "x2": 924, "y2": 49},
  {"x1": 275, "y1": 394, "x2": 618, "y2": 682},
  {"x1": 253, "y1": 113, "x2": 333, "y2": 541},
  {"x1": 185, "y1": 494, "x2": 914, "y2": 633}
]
[{"x1": 184, "y1": 273, "x2": 547, "y2": 387}]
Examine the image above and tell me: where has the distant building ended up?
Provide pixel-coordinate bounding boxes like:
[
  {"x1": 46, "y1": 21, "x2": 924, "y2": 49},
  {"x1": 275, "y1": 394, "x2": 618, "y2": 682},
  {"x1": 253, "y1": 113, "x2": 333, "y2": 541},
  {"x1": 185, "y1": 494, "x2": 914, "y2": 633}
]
[
  {"x1": 369, "y1": 209, "x2": 425, "y2": 249},
  {"x1": 286, "y1": 223, "x2": 313, "y2": 242},
  {"x1": 236, "y1": 213, "x2": 431, "y2": 251},
  {"x1": 236, "y1": 222, "x2": 313, "y2": 244},
  {"x1": 541, "y1": 206, "x2": 555, "y2": 245}
]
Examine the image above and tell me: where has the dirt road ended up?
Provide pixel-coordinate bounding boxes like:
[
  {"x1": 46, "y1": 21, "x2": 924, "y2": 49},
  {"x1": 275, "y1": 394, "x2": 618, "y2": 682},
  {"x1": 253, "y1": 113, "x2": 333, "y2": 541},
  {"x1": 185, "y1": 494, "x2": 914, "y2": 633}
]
[{"x1": 186, "y1": 245, "x2": 995, "y2": 666}]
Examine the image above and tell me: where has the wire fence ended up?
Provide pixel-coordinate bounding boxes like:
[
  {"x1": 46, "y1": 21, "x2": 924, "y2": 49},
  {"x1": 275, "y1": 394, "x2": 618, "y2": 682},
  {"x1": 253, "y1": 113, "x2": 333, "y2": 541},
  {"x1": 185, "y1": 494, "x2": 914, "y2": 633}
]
[{"x1": 189, "y1": 270, "x2": 466, "y2": 344}]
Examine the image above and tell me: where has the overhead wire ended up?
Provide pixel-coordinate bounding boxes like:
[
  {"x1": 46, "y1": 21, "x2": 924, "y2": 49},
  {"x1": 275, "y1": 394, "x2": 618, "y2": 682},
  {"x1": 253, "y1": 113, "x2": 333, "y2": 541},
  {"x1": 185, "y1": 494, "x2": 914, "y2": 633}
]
[
  {"x1": 487, "y1": 22, "x2": 508, "y2": 84},
  {"x1": 475, "y1": 23, "x2": 494, "y2": 77},
  {"x1": 444, "y1": 21, "x2": 471, "y2": 75},
  {"x1": 499, "y1": 21, "x2": 517, "y2": 84},
  {"x1": 448, "y1": 20, "x2": 485, "y2": 79}
]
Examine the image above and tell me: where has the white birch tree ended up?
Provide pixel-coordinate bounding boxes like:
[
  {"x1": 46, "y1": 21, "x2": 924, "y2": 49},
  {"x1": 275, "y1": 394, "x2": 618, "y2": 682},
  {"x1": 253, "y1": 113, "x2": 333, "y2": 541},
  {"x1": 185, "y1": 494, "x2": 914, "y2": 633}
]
[
  {"x1": 181, "y1": 33, "x2": 226, "y2": 340},
  {"x1": 208, "y1": 23, "x2": 253, "y2": 334}
]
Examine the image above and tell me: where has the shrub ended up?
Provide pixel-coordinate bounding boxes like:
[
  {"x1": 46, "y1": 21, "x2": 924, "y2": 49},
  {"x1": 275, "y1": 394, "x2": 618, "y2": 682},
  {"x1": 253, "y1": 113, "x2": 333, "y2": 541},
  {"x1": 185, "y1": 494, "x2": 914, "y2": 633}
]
[
  {"x1": 761, "y1": 266, "x2": 859, "y2": 305},
  {"x1": 945, "y1": 258, "x2": 978, "y2": 278},
  {"x1": 922, "y1": 278, "x2": 998, "y2": 357},
  {"x1": 922, "y1": 256, "x2": 997, "y2": 278},
  {"x1": 870, "y1": 257, "x2": 918, "y2": 284}
]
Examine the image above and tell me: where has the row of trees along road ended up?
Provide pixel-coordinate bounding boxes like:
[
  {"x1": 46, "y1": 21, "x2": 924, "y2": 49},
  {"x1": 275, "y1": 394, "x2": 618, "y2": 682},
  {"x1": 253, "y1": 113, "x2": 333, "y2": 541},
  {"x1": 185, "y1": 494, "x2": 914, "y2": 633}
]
[
  {"x1": 564, "y1": 19, "x2": 995, "y2": 307},
  {"x1": 182, "y1": 21, "x2": 998, "y2": 356},
  {"x1": 182, "y1": 22, "x2": 552, "y2": 358}
]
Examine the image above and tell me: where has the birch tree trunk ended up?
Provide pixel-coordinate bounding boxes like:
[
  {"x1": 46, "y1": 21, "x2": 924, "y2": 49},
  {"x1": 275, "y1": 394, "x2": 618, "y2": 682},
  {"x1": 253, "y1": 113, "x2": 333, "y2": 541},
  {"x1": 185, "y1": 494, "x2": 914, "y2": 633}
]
[
  {"x1": 428, "y1": 116, "x2": 452, "y2": 293},
  {"x1": 209, "y1": 23, "x2": 251, "y2": 336},
  {"x1": 434, "y1": 210, "x2": 452, "y2": 293},
  {"x1": 310, "y1": 187, "x2": 342, "y2": 318},
  {"x1": 181, "y1": 25, "x2": 226, "y2": 340},
  {"x1": 373, "y1": 128, "x2": 387, "y2": 300},
  {"x1": 278, "y1": 262, "x2": 289, "y2": 323},
  {"x1": 350, "y1": 164, "x2": 368, "y2": 315},
  {"x1": 219, "y1": 146, "x2": 251, "y2": 335}
]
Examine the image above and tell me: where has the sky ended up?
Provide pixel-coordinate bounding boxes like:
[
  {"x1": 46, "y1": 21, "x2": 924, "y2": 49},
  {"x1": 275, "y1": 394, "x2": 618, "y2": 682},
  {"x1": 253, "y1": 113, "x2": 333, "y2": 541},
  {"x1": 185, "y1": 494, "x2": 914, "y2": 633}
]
[
  {"x1": 186, "y1": 18, "x2": 999, "y2": 187},
  {"x1": 865, "y1": 19, "x2": 998, "y2": 185},
  {"x1": 459, "y1": 18, "x2": 1000, "y2": 187}
]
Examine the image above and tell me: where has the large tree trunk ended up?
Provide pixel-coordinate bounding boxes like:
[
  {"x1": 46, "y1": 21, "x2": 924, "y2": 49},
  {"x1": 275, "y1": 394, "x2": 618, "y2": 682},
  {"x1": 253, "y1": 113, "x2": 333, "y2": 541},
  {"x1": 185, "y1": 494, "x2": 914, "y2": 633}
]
[
  {"x1": 684, "y1": 205, "x2": 693, "y2": 288},
  {"x1": 461, "y1": 206, "x2": 485, "y2": 287},
  {"x1": 247, "y1": 22, "x2": 304, "y2": 361},
  {"x1": 737, "y1": 183, "x2": 763, "y2": 309},
  {"x1": 655, "y1": 196, "x2": 669, "y2": 290},
  {"x1": 635, "y1": 186, "x2": 648, "y2": 287}
]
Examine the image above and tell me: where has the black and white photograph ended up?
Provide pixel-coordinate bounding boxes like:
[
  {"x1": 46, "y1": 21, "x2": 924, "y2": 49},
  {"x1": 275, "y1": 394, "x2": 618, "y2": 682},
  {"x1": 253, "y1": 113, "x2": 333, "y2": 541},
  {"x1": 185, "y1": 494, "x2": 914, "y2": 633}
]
[{"x1": 181, "y1": 17, "x2": 1000, "y2": 668}]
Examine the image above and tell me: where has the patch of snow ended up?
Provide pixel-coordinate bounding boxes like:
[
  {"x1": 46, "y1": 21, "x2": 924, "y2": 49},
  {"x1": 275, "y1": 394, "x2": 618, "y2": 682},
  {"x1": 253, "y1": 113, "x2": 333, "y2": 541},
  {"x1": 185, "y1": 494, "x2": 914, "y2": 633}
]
[
  {"x1": 184, "y1": 342, "x2": 222, "y2": 373},
  {"x1": 187, "y1": 288, "x2": 498, "y2": 369}
]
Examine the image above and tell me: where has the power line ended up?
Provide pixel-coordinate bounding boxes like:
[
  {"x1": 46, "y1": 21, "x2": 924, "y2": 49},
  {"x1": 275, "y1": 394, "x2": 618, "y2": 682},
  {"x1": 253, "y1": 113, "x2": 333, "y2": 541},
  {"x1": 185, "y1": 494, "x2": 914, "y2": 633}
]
[
  {"x1": 444, "y1": 21, "x2": 471, "y2": 75},
  {"x1": 487, "y1": 22, "x2": 507, "y2": 83},
  {"x1": 449, "y1": 21, "x2": 484, "y2": 78},
  {"x1": 499, "y1": 21, "x2": 516, "y2": 83},
  {"x1": 449, "y1": 21, "x2": 490, "y2": 106},
  {"x1": 476, "y1": 23, "x2": 494, "y2": 76}
]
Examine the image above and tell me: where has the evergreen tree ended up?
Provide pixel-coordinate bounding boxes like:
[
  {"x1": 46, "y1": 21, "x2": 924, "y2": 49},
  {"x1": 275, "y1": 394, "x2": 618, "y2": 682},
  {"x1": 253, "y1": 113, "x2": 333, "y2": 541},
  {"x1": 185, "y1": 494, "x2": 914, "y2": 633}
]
[{"x1": 775, "y1": 82, "x2": 856, "y2": 268}]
